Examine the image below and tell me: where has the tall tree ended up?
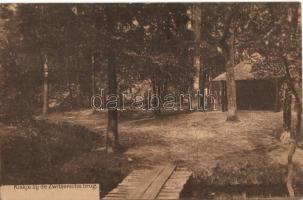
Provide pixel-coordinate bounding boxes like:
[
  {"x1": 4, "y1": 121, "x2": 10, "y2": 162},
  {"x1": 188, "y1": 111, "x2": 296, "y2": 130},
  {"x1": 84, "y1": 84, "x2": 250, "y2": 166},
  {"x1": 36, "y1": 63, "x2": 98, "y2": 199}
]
[
  {"x1": 192, "y1": 4, "x2": 202, "y2": 91},
  {"x1": 248, "y1": 3, "x2": 301, "y2": 196},
  {"x1": 221, "y1": 9, "x2": 238, "y2": 121},
  {"x1": 201, "y1": 4, "x2": 239, "y2": 121},
  {"x1": 106, "y1": 48, "x2": 119, "y2": 151},
  {"x1": 42, "y1": 54, "x2": 49, "y2": 115}
]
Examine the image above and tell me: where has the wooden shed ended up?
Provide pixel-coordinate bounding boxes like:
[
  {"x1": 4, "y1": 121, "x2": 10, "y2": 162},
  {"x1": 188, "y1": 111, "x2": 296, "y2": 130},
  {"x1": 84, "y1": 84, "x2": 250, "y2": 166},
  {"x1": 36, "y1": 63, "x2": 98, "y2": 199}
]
[{"x1": 212, "y1": 61, "x2": 282, "y2": 111}]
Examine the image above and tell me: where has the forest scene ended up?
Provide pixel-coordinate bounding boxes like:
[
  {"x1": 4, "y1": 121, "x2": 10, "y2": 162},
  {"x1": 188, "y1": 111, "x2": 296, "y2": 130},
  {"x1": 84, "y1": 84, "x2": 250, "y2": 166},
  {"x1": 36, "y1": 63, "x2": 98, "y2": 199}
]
[{"x1": 0, "y1": 2, "x2": 302, "y2": 199}]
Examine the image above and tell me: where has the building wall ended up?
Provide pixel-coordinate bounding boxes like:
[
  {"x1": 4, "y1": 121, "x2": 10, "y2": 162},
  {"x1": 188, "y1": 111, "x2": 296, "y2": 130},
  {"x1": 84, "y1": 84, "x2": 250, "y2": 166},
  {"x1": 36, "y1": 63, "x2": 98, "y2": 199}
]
[{"x1": 236, "y1": 80, "x2": 277, "y2": 110}]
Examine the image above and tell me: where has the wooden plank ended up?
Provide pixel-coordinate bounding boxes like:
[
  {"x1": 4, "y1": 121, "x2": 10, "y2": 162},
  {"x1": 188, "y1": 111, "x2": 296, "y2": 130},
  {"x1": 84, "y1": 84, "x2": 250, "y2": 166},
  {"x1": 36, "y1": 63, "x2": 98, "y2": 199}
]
[
  {"x1": 127, "y1": 166, "x2": 164, "y2": 199},
  {"x1": 141, "y1": 165, "x2": 176, "y2": 200},
  {"x1": 157, "y1": 194, "x2": 179, "y2": 199},
  {"x1": 105, "y1": 165, "x2": 191, "y2": 200},
  {"x1": 156, "y1": 168, "x2": 192, "y2": 200}
]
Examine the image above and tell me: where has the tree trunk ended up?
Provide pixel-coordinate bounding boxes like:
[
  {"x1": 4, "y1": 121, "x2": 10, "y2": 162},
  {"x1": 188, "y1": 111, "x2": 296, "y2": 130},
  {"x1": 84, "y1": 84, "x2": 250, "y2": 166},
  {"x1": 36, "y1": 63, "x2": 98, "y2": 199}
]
[
  {"x1": 151, "y1": 75, "x2": 159, "y2": 114},
  {"x1": 66, "y1": 57, "x2": 72, "y2": 95},
  {"x1": 192, "y1": 5, "x2": 202, "y2": 91},
  {"x1": 164, "y1": 81, "x2": 168, "y2": 96},
  {"x1": 285, "y1": 5, "x2": 300, "y2": 196},
  {"x1": 224, "y1": 28, "x2": 238, "y2": 121},
  {"x1": 152, "y1": 77, "x2": 156, "y2": 95},
  {"x1": 221, "y1": 81, "x2": 228, "y2": 112},
  {"x1": 286, "y1": 140, "x2": 296, "y2": 197},
  {"x1": 285, "y1": 63, "x2": 302, "y2": 197},
  {"x1": 76, "y1": 53, "x2": 82, "y2": 107},
  {"x1": 296, "y1": 98, "x2": 302, "y2": 142},
  {"x1": 157, "y1": 80, "x2": 162, "y2": 113},
  {"x1": 42, "y1": 55, "x2": 49, "y2": 115},
  {"x1": 91, "y1": 55, "x2": 95, "y2": 97},
  {"x1": 64, "y1": 57, "x2": 68, "y2": 87},
  {"x1": 66, "y1": 56, "x2": 72, "y2": 92},
  {"x1": 274, "y1": 80, "x2": 281, "y2": 112},
  {"x1": 200, "y1": 66, "x2": 206, "y2": 110},
  {"x1": 106, "y1": 50, "x2": 119, "y2": 152},
  {"x1": 283, "y1": 84, "x2": 292, "y2": 132}
]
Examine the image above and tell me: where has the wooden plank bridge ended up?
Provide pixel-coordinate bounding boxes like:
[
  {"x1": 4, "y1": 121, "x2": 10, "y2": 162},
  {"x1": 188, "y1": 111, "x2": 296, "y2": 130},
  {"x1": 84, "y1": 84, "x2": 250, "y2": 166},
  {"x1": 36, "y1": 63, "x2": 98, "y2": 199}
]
[{"x1": 103, "y1": 164, "x2": 192, "y2": 200}]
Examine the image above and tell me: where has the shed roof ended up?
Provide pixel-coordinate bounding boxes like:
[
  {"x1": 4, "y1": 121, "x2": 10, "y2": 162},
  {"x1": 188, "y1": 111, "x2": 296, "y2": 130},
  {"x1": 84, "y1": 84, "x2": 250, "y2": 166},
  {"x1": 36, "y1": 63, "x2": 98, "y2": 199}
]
[{"x1": 212, "y1": 61, "x2": 279, "y2": 81}]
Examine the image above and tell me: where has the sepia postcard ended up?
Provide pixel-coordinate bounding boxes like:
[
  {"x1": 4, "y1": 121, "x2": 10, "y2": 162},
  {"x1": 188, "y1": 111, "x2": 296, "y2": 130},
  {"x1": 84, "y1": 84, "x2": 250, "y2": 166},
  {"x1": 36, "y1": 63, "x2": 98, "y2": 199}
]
[{"x1": 0, "y1": 1, "x2": 302, "y2": 200}]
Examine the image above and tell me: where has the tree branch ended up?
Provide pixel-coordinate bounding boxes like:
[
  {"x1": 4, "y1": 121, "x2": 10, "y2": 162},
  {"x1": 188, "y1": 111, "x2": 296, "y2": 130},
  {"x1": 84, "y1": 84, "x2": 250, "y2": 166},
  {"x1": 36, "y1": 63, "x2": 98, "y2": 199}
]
[{"x1": 220, "y1": 4, "x2": 239, "y2": 43}]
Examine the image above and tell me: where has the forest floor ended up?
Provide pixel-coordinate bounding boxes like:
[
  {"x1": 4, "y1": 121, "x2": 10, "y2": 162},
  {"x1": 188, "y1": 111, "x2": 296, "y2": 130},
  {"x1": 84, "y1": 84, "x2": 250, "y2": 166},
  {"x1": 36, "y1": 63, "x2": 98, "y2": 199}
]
[
  {"x1": 40, "y1": 110, "x2": 303, "y2": 163},
  {"x1": 2, "y1": 110, "x2": 303, "y2": 197},
  {"x1": 40, "y1": 110, "x2": 303, "y2": 183}
]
